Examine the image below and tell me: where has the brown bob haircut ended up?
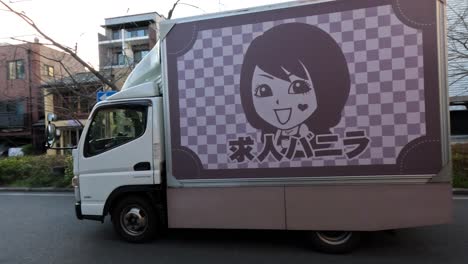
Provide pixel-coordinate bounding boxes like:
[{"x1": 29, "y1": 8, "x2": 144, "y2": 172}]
[{"x1": 240, "y1": 23, "x2": 350, "y2": 135}]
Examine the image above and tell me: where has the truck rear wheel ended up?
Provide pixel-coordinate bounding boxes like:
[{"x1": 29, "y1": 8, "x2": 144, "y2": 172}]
[
  {"x1": 111, "y1": 195, "x2": 158, "y2": 243},
  {"x1": 308, "y1": 231, "x2": 361, "y2": 254}
]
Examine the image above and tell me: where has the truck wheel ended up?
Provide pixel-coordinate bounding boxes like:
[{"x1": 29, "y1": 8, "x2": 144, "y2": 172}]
[
  {"x1": 111, "y1": 196, "x2": 157, "y2": 243},
  {"x1": 308, "y1": 231, "x2": 361, "y2": 254}
]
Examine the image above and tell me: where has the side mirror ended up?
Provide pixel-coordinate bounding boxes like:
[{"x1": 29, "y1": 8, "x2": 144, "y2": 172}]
[
  {"x1": 46, "y1": 123, "x2": 58, "y2": 147},
  {"x1": 45, "y1": 113, "x2": 75, "y2": 150}
]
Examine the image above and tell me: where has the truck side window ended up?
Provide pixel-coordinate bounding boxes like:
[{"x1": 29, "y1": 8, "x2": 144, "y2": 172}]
[{"x1": 84, "y1": 105, "x2": 148, "y2": 157}]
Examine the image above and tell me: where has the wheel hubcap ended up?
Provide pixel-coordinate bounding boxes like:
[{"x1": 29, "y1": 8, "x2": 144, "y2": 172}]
[
  {"x1": 316, "y1": 231, "x2": 352, "y2": 245},
  {"x1": 121, "y1": 206, "x2": 148, "y2": 236}
]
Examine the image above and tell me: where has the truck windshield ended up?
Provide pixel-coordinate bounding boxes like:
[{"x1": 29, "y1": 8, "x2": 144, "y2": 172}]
[{"x1": 84, "y1": 105, "x2": 147, "y2": 157}]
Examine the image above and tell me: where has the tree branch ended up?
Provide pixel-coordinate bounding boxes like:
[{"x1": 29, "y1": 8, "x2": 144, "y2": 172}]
[
  {"x1": 0, "y1": 0, "x2": 117, "y2": 90},
  {"x1": 167, "y1": 0, "x2": 181, "y2": 19}
]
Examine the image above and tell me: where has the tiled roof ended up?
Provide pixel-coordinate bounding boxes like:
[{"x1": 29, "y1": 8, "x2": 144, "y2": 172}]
[{"x1": 41, "y1": 72, "x2": 102, "y2": 88}]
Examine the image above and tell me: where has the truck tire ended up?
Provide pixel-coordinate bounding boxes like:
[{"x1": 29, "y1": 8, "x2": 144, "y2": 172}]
[
  {"x1": 308, "y1": 231, "x2": 361, "y2": 254},
  {"x1": 111, "y1": 195, "x2": 158, "y2": 243}
]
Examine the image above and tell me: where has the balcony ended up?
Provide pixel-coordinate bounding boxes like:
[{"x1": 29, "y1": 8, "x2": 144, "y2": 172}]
[
  {"x1": 99, "y1": 28, "x2": 150, "y2": 47},
  {"x1": 98, "y1": 35, "x2": 150, "y2": 47}
]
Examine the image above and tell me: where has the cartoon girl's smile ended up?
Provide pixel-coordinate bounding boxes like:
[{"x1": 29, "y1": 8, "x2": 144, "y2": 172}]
[{"x1": 274, "y1": 107, "x2": 292, "y2": 125}]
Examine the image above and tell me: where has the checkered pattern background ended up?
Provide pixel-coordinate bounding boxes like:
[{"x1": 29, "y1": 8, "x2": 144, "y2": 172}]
[{"x1": 176, "y1": 5, "x2": 425, "y2": 169}]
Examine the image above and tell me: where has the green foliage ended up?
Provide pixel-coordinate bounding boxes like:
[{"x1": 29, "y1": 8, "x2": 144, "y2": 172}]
[
  {"x1": 63, "y1": 155, "x2": 74, "y2": 186},
  {"x1": 21, "y1": 144, "x2": 35, "y2": 156},
  {"x1": 0, "y1": 155, "x2": 71, "y2": 187},
  {"x1": 452, "y1": 143, "x2": 468, "y2": 188}
]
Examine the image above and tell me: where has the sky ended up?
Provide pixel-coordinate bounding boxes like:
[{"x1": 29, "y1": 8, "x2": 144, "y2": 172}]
[{"x1": 0, "y1": 0, "x2": 290, "y2": 68}]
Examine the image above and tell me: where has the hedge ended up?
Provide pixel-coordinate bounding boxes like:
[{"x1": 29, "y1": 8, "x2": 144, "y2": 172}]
[
  {"x1": 0, "y1": 155, "x2": 73, "y2": 187},
  {"x1": 452, "y1": 144, "x2": 468, "y2": 188}
]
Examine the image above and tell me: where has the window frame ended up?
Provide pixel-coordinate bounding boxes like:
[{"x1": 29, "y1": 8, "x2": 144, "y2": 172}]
[
  {"x1": 112, "y1": 52, "x2": 126, "y2": 66},
  {"x1": 43, "y1": 64, "x2": 54, "y2": 77},
  {"x1": 126, "y1": 28, "x2": 148, "y2": 38},
  {"x1": 83, "y1": 101, "x2": 151, "y2": 158},
  {"x1": 112, "y1": 29, "x2": 121, "y2": 40},
  {"x1": 133, "y1": 49, "x2": 150, "y2": 63},
  {"x1": 7, "y1": 60, "x2": 25, "y2": 80}
]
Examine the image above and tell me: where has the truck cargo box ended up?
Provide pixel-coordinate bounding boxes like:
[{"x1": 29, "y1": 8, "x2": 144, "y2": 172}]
[
  {"x1": 157, "y1": 0, "x2": 452, "y2": 231},
  {"x1": 159, "y1": 0, "x2": 451, "y2": 231},
  {"x1": 162, "y1": 0, "x2": 450, "y2": 186}
]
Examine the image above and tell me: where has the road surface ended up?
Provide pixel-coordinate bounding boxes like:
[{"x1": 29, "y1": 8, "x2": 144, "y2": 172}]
[{"x1": 0, "y1": 192, "x2": 466, "y2": 264}]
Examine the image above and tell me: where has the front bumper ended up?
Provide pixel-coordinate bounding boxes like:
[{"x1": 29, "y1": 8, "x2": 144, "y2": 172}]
[
  {"x1": 74, "y1": 183, "x2": 104, "y2": 222},
  {"x1": 75, "y1": 201, "x2": 84, "y2": 220},
  {"x1": 75, "y1": 201, "x2": 104, "y2": 222}
]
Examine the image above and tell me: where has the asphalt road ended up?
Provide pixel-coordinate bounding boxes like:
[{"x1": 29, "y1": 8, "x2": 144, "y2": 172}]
[{"x1": 0, "y1": 193, "x2": 467, "y2": 264}]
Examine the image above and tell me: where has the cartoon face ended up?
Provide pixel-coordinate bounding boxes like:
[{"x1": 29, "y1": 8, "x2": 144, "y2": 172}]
[{"x1": 251, "y1": 63, "x2": 317, "y2": 130}]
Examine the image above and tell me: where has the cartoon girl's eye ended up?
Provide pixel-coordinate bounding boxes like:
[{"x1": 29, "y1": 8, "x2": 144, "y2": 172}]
[
  {"x1": 288, "y1": 80, "x2": 311, "y2": 94},
  {"x1": 254, "y1": 84, "x2": 273, "y2": 97}
]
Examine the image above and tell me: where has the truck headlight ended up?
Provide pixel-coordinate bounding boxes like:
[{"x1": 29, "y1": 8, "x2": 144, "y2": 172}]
[{"x1": 71, "y1": 176, "x2": 79, "y2": 187}]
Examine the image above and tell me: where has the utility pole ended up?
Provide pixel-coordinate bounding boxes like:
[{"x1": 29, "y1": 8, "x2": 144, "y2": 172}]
[{"x1": 26, "y1": 46, "x2": 33, "y2": 147}]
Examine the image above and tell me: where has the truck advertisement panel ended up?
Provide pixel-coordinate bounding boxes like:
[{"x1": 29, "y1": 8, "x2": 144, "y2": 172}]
[{"x1": 164, "y1": 0, "x2": 444, "y2": 180}]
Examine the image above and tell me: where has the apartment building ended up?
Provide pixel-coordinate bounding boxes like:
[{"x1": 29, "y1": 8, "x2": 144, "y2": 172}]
[
  {"x1": 98, "y1": 12, "x2": 163, "y2": 87},
  {"x1": 0, "y1": 42, "x2": 83, "y2": 153}
]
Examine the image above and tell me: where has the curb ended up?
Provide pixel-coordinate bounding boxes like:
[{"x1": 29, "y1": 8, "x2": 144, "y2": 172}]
[{"x1": 0, "y1": 187, "x2": 73, "y2": 192}]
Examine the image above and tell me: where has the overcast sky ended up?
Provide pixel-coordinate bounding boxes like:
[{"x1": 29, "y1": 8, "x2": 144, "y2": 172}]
[{"x1": 0, "y1": 0, "x2": 290, "y2": 67}]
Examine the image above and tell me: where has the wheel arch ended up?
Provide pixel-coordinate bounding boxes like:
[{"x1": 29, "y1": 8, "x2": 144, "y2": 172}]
[{"x1": 103, "y1": 185, "x2": 163, "y2": 217}]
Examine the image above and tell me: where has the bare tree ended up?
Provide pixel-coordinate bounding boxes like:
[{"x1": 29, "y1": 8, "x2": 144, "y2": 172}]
[
  {"x1": 167, "y1": 0, "x2": 205, "y2": 19},
  {"x1": 447, "y1": 2, "x2": 468, "y2": 96},
  {"x1": 167, "y1": 0, "x2": 181, "y2": 19},
  {"x1": 0, "y1": 0, "x2": 118, "y2": 90}
]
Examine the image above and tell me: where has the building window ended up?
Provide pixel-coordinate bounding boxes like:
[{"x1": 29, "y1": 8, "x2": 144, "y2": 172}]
[
  {"x1": 7, "y1": 60, "x2": 25, "y2": 80},
  {"x1": 126, "y1": 28, "x2": 148, "y2": 38},
  {"x1": 0, "y1": 99, "x2": 25, "y2": 128},
  {"x1": 134, "y1": 50, "x2": 149, "y2": 63},
  {"x1": 112, "y1": 30, "x2": 121, "y2": 40},
  {"x1": 43, "y1": 65, "x2": 54, "y2": 77},
  {"x1": 112, "y1": 52, "x2": 126, "y2": 65}
]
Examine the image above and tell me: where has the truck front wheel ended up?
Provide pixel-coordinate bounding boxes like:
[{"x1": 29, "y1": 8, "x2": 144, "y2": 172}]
[
  {"x1": 111, "y1": 195, "x2": 158, "y2": 242},
  {"x1": 308, "y1": 231, "x2": 361, "y2": 254}
]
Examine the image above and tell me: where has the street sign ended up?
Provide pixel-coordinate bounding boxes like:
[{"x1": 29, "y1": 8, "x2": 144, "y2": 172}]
[{"x1": 97, "y1": 91, "x2": 117, "y2": 102}]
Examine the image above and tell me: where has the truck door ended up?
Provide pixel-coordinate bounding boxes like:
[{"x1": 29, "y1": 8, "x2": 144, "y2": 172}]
[{"x1": 78, "y1": 100, "x2": 154, "y2": 216}]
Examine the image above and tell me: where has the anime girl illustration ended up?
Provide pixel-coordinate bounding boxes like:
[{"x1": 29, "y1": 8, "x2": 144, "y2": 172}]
[{"x1": 240, "y1": 23, "x2": 351, "y2": 150}]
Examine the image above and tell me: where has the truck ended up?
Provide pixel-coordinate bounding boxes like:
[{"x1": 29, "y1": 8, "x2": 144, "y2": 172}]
[{"x1": 46, "y1": 0, "x2": 452, "y2": 253}]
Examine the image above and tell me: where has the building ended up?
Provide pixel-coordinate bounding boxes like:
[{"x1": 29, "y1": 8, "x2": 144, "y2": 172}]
[
  {"x1": 447, "y1": 0, "x2": 468, "y2": 134},
  {"x1": 97, "y1": 12, "x2": 163, "y2": 87},
  {"x1": 44, "y1": 11, "x2": 164, "y2": 154},
  {"x1": 0, "y1": 42, "x2": 84, "y2": 154}
]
